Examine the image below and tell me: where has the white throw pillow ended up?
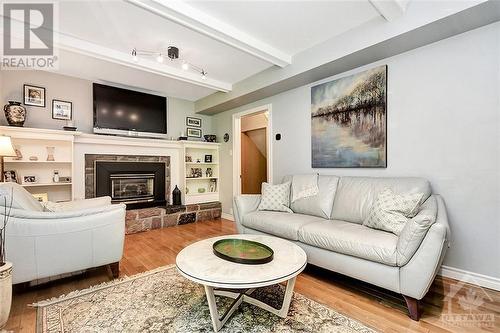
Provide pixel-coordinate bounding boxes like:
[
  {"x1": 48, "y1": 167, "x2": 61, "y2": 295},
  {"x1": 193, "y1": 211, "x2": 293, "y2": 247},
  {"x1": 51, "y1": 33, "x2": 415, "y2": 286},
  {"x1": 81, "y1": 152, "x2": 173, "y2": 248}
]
[
  {"x1": 363, "y1": 188, "x2": 424, "y2": 235},
  {"x1": 258, "y1": 182, "x2": 293, "y2": 213}
]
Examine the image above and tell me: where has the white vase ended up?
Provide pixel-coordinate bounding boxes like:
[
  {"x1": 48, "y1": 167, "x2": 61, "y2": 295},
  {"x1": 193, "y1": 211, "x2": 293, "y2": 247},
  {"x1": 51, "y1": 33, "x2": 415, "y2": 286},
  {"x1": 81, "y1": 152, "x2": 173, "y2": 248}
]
[{"x1": 0, "y1": 262, "x2": 12, "y2": 328}]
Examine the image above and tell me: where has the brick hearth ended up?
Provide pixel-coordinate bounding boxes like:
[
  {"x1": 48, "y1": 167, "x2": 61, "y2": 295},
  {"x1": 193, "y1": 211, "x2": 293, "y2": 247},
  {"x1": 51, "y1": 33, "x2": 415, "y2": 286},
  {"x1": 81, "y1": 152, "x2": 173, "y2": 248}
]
[{"x1": 125, "y1": 202, "x2": 222, "y2": 234}]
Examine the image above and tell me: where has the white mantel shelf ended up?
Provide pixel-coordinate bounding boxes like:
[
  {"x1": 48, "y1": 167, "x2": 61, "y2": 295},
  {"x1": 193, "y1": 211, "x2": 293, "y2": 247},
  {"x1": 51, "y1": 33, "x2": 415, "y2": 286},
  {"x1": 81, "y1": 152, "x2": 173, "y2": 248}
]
[{"x1": 0, "y1": 126, "x2": 220, "y2": 149}]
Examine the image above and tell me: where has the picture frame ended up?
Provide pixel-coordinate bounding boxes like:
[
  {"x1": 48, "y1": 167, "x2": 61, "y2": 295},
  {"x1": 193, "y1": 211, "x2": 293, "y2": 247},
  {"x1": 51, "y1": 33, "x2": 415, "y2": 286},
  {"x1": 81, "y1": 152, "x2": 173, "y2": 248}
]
[
  {"x1": 3, "y1": 170, "x2": 18, "y2": 183},
  {"x1": 32, "y1": 193, "x2": 48, "y2": 202},
  {"x1": 52, "y1": 99, "x2": 73, "y2": 120},
  {"x1": 204, "y1": 154, "x2": 212, "y2": 163},
  {"x1": 23, "y1": 84, "x2": 46, "y2": 107},
  {"x1": 186, "y1": 117, "x2": 201, "y2": 128},
  {"x1": 187, "y1": 128, "x2": 202, "y2": 138},
  {"x1": 22, "y1": 175, "x2": 38, "y2": 184}
]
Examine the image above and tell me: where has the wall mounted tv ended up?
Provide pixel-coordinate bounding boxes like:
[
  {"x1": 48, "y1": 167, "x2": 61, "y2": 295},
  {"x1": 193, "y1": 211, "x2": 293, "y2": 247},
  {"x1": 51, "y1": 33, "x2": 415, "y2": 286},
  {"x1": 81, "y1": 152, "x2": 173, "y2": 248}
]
[{"x1": 93, "y1": 83, "x2": 167, "y2": 139}]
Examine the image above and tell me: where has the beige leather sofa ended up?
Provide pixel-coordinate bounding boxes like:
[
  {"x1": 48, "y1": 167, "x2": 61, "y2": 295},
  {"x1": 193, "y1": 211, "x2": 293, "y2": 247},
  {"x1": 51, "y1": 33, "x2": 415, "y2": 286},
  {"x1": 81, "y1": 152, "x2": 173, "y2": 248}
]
[{"x1": 233, "y1": 175, "x2": 451, "y2": 320}]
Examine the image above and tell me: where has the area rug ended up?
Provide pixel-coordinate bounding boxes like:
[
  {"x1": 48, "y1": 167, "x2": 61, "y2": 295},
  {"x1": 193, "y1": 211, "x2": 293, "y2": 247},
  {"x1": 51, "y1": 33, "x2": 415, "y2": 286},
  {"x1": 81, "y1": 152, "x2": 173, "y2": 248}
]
[{"x1": 35, "y1": 265, "x2": 377, "y2": 333}]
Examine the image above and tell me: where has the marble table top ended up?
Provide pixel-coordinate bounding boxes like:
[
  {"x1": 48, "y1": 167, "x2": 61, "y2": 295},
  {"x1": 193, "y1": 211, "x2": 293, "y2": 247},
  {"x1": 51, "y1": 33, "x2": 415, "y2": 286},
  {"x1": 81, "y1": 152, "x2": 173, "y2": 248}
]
[{"x1": 176, "y1": 234, "x2": 307, "y2": 288}]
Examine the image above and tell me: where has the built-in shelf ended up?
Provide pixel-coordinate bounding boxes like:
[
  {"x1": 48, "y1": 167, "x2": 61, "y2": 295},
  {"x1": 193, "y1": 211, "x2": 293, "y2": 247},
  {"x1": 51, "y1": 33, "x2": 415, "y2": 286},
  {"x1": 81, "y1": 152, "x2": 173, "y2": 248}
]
[
  {"x1": 186, "y1": 162, "x2": 219, "y2": 165},
  {"x1": 22, "y1": 182, "x2": 72, "y2": 187},
  {"x1": 5, "y1": 160, "x2": 72, "y2": 164},
  {"x1": 186, "y1": 177, "x2": 219, "y2": 180},
  {"x1": 186, "y1": 192, "x2": 219, "y2": 196}
]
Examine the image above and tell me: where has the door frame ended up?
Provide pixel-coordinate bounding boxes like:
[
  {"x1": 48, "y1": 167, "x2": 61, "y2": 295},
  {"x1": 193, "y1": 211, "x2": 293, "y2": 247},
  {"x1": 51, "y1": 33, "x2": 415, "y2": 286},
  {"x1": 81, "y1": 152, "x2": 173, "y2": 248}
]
[{"x1": 232, "y1": 104, "x2": 273, "y2": 198}]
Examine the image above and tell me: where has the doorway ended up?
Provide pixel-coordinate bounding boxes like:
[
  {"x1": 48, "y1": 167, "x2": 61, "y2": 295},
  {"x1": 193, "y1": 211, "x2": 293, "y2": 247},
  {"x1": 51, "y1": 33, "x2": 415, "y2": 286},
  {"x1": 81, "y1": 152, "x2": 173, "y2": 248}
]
[{"x1": 233, "y1": 104, "x2": 272, "y2": 197}]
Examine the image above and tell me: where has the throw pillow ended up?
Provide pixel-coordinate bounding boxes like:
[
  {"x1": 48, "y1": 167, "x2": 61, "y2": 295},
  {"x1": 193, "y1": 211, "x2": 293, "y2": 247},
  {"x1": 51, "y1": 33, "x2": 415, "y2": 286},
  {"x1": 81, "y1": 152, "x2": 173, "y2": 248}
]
[
  {"x1": 363, "y1": 188, "x2": 424, "y2": 235},
  {"x1": 258, "y1": 182, "x2": 293, "y2": 213}
]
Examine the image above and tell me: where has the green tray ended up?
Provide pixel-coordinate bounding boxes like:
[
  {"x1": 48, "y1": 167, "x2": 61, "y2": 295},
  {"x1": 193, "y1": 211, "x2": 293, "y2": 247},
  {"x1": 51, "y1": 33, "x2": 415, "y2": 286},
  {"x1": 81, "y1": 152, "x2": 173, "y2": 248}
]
[{"x1": 213, "y1": 239, "x2": 274, "y2": 264}]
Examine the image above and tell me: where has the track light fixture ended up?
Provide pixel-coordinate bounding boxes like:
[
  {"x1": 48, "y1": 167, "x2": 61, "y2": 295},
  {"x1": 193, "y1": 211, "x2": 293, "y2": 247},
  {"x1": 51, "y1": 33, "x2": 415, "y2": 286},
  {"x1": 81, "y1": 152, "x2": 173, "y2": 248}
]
[{"x1": 131, "y1": 45, "x2": 207, "y2": 79}]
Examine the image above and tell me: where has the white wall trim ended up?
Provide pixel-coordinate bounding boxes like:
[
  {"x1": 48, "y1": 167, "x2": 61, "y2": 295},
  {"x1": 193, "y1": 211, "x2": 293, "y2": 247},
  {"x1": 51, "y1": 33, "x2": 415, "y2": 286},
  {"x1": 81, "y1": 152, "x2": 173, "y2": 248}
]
[
  {"x1": 221, "y1": 213, "x2": 234, "y2": 221},
  {"x1": 439, "y1": 265, "x2": 500, "y2": 291},
  {"x1": 232, "y1": 104, "x2": 273, "y2": 199}
]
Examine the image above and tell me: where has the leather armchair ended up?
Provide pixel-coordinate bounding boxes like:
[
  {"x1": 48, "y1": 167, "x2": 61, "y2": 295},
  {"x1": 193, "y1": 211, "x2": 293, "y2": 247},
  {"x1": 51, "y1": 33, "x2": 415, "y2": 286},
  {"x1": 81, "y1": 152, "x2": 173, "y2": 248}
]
[{"x1": 0, "y1": 183, "x2": 126, "y2": 284}]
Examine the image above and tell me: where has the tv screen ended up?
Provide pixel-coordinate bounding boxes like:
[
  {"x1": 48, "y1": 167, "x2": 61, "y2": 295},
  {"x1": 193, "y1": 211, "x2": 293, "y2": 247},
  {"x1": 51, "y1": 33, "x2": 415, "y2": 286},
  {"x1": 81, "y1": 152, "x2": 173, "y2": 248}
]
[{"x1": 93, "y1": 83, "x2": 167, "y2": 135}]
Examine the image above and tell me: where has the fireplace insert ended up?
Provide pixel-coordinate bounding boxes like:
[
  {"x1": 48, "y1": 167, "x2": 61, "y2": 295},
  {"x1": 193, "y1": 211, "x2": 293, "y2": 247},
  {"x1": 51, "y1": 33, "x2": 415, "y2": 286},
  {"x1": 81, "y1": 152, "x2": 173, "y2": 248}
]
[{"x1": 95, "y1": 161, "x2": 166, "y2": 209}]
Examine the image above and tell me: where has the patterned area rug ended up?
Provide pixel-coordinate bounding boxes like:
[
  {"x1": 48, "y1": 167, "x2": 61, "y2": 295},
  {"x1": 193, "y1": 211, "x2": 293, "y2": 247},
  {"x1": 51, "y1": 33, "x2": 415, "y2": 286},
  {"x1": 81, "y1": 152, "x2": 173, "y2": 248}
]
[{"x1": 35, "y1": 265, "x2": 377, "y2": 333}]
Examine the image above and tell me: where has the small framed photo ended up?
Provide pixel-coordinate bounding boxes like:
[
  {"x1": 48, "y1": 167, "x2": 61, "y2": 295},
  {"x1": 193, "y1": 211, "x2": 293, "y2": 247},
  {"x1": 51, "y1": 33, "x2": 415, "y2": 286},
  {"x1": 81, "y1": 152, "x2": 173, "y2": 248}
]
[
  {"x1": 23, "y1": 175, "x2": 38, "y2": 184},
  {"x1": 32, "y1": 193, "x2": 48, "y2": 202},
  {"x1": 23, "y1": 84, "x2": 46, "y2": 107},
  {"x1": 52, "y1": 99, "x2": 73, "y2": 120},
  {"x1": 186, "y1": 117, "x2": 201, "y2": 128},
  {"x1": 187, "y1": 128, "x2": 202, "y2": 138},
  {"x1": 205, "y1": 154, "x2": 212, "y2": 163},
  {"x1": 3, "y1": 170, "x2": 18, "y2": 183}
]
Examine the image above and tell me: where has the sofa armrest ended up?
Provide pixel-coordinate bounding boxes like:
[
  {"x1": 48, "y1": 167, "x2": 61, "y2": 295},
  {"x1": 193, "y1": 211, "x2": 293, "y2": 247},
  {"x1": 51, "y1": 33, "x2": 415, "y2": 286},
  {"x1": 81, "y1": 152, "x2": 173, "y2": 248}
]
[
  {"x1": 8, "y1": 203, "x2": 125, "y2": 220},
  {"x1": 396, "y1": 196, "x2": 438, "y2": 266},
  {"x1": 233, "y1": 195, "x2": 261, "y2": 232},
  {"x1": 399, "y1": 195, "x2": 450, "y2": 299},
  {"x1": 45, "y1": 196, "x2": 112, "y2": 212}
]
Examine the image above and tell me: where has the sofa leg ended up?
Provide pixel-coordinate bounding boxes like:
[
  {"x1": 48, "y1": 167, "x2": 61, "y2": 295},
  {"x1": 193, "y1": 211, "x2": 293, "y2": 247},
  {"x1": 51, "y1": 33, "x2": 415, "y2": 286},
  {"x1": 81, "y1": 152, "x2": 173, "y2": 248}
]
[
  {"x1": 403, "y1": 295, "x2": 421, "y2": 321},
  {"x1": 109, "y1": 262, "x2": 120, "y2": 279}
]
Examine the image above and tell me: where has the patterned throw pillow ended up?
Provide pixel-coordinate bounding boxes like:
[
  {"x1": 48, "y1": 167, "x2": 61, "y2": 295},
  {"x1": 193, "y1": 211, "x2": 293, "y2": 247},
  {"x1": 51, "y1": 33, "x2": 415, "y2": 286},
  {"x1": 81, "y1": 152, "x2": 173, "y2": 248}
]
[
  {"x1": 258, "y1": 182, "x2": 293, "y2": 213},
  {"x1": 363, "y1": 188, "x2": 424, "y2": 235}
]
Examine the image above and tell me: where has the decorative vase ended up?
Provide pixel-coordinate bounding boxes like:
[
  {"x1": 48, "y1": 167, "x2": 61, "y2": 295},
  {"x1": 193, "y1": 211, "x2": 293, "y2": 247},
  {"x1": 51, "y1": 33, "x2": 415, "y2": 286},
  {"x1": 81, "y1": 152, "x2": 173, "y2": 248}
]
[
  {"x1": 46, "y1": 146, "x2": 55, "y2": 161},
  {"x1": 3, "y1": 101, "x2": 26, "y2": 127},
  {"x1": 0, "y1": 262, "x2": 13, "y2": 328},
  {"x1": 172, "y1": 185, "x2": 182, "y2": 206}
]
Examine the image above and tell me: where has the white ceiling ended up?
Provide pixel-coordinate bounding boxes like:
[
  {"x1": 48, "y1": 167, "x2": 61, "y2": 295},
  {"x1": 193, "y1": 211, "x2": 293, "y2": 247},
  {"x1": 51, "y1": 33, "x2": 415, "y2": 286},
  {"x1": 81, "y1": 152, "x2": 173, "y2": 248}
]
[
  {"x1": 2, "y1": 0, "x2": 415, "y2": 101},
  {"x1": 186, "y1": 1, "x2": 380, "y2": 55}
]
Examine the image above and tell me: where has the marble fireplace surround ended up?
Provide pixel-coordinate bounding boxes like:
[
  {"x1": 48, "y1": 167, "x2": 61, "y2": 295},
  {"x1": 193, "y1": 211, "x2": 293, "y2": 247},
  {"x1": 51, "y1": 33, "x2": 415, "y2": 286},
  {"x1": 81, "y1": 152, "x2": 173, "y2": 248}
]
[{"x1": 84, "y1": 154, "x2": 171, "y2": 203}]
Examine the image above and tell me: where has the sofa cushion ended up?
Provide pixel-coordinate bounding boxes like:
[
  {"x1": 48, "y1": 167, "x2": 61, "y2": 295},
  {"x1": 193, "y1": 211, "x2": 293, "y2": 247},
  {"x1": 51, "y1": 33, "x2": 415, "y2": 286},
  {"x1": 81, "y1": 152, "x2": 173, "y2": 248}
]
[
  {"x1": 283, "y1": 175, "x2": 339, "y2": 219},
  {"x1": 257, "y1": 182, "x2": 293, "y2": 213},
  {"x1": 331, "y1": 176, "x2": 431, "y2": 224},
  {"x1": 298, "y1": 219, "x2": 399, "y2": 266},
  {"x1": 242, "y1": 211, "x2": 325, "y2": 241},
  {"x1": 363, "y1": 188, "x2": 424, "y2": 235}
]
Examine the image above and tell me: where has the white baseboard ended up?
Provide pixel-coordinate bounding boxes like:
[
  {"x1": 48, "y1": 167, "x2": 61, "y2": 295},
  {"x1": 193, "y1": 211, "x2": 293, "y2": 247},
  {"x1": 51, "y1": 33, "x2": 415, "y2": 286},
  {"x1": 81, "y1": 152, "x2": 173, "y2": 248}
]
[
  {"x1": 221, "y1": 213, "x2": 234, "y2": 221},
  {"x1": 439, "y1": 265, "x2": 500, "y2": 291}
]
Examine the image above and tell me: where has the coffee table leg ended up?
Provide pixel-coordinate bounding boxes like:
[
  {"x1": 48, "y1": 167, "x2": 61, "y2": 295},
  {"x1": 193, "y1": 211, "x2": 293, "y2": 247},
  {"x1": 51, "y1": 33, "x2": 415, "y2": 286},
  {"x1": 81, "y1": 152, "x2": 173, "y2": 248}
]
[
  {"x1": 243, "y1": 276, "x2": 297, "y2": 318},
  {"x1": 204, "y1": 285, "x2": 243, "y2": 332}
]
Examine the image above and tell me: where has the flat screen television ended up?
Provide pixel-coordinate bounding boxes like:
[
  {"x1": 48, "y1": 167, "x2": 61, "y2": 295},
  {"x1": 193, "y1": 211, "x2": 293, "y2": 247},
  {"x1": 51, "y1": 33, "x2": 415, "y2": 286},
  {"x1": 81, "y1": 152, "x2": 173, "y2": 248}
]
[{"x1": 93, "y1": 83, "x2": 167, "y2": 139}]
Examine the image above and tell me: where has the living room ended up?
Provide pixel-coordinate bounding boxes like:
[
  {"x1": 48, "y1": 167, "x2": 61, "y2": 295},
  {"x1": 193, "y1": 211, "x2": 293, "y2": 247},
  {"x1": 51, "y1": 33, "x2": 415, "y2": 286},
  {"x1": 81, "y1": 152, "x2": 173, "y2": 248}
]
[{"x1": 0, "y1": 1, "x2": 499, "y2": 332}]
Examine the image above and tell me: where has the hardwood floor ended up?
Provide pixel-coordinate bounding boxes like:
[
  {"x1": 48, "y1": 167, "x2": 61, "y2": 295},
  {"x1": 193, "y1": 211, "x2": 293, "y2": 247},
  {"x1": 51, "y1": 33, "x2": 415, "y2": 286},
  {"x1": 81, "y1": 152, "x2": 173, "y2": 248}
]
[{"x1": 5, "y1": 219, "x2": 499, "y2": 332}]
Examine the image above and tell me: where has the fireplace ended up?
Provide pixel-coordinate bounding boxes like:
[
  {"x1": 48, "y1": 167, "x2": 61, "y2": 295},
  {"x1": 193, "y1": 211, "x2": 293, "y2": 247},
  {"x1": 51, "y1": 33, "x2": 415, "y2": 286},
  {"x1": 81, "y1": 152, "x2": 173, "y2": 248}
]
[{"x1": 85, "y1": 154, "x2": 170, "y2": 210}]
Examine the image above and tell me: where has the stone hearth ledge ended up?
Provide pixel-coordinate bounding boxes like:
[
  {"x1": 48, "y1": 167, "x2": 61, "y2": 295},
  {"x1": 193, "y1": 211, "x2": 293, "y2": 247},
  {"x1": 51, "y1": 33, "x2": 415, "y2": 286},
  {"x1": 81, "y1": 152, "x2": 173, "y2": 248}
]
[{"x1": 125, "y1": 202, "x2": 222, "y2": 234}]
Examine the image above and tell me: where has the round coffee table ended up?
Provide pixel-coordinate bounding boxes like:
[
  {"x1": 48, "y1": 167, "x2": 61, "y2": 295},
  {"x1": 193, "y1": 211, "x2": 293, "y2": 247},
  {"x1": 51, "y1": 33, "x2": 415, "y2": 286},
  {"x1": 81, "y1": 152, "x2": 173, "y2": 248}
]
[{"x1": 176, "y1": 234, "x2": 307, "y2": 332}]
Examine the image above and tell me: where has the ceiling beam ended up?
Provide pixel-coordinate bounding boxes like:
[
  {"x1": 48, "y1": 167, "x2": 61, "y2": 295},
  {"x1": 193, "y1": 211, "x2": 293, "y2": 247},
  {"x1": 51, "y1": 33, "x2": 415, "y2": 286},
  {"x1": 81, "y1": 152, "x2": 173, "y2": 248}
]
[
  {"x1": 369, "y1": 0, "x2": 410, "y2": 21},
  {"x1": 1, "y1": 17, "x2": 232, "y2": 92},
  {"x1": 125, "y1": 0, "x2": 292, "y2": 67}
]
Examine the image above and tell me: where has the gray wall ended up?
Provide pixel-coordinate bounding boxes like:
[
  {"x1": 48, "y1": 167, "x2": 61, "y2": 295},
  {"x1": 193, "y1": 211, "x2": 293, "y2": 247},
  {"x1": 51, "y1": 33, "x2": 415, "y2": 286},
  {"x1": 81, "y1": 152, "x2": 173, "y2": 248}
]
[
  {"x1": 213, "y1": 22, "x2": 500, "y2": 278},
  {"x1": 0, "y1": 70, "x2": 213, "y2": 137}
]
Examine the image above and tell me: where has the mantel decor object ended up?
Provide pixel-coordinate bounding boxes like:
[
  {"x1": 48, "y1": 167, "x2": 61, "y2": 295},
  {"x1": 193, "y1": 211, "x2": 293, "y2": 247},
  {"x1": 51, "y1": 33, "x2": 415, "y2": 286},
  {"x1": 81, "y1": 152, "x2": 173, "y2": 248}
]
[
  {"x1": 3, "y1": 101, "x2": 26, "y2": 127},
  {"x1": 172, "y1": 185, "x2": 181, "y2": 206},
  {"x1": 212, "y1": 239, "x2": 274, "y2": 265}
]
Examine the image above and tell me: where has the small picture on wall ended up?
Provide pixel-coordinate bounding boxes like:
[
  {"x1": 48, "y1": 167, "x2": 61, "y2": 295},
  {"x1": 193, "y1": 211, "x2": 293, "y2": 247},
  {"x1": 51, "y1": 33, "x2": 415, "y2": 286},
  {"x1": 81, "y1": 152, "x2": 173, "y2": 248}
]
[
  {"x1": 24, "y1": 84, "x2": 46, "y2": 107},
  {"x1": 32, "y1": 193, "x2": 48, "y2": 202},
  {"x1": 187, "y1": 128, "x2": 202, "y2": 138},
  {"x1": 52, "y1": 100, "x2": 73, "y2": 120},
  {"x1": 186, "y1": 117, "x2": 201, "y2": 128},
  {"x1": 3, "y1": 170, "x2": 18, "y2": 183}
]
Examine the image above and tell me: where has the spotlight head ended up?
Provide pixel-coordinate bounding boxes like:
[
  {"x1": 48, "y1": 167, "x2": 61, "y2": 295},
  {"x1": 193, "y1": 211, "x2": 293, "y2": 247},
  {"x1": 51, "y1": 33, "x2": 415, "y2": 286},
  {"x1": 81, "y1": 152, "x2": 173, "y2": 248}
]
[
  {"x1": 182, "y1": 62, "x2": 189, "y2": 70},
  {"x1": 131, "y1": 48, "x2": 138, "y2": 62},
  {"x1": 167, "y1": 46, "x2": 179, "y2": 60},
  {"x1": 157, "y1": 54, "x2": 164, "y2": 63},
  {"x1": 201, "y1": 70, "x2": 207, "y2": 80}
]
